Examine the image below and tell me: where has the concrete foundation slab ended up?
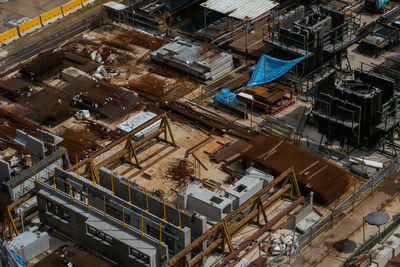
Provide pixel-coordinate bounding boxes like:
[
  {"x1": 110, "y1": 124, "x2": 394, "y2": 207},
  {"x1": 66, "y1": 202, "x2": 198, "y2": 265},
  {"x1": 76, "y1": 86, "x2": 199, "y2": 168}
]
[
  {"x1": 296, "y1": 211, "x2": 321, "y2": 233},
  {"x1": 61, "y1": 66, "x2": 86, "y2": 82},
  {"x1": 116, "y1": 111, "x2": 162, "y2": 140}
]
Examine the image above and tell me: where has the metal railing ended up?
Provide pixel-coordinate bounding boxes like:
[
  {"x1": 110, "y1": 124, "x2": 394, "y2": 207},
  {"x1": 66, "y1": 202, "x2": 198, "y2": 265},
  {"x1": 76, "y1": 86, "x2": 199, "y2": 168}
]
[
  {"x1": 294, "y1": 156, "x2": 400, "y2": 252},
  {"x1": 345, "y1": 213, "x2": 400, "y2": 266},
  {"x1": 0, "y1": 11, "x2": 101, "y2": 72}
]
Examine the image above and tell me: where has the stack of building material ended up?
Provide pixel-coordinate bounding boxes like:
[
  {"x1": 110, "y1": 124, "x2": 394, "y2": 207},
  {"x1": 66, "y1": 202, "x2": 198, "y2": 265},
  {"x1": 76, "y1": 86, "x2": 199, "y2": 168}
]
[
  {"x1": 212, "y1": 139, "x2": 249, "y2": 163},
  {"x1": 116, "y1": 111, "x2": 161, "y2": 140},
  {"x1": 151, "y1": 37, "x2": 234, "y2": 82}
]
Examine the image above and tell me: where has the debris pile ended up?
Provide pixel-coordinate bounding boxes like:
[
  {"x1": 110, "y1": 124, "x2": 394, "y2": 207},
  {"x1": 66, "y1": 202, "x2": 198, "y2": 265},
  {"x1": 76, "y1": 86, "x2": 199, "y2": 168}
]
[
  {"x1": 270, "y1": 234, "x2": 295, "y2": 256},
  {"x1": 167, "y1": 159, "x2": 194, "y2": 187},
  {"x1": 151, "y1": 37, "x2": 234, "y2": 82}
]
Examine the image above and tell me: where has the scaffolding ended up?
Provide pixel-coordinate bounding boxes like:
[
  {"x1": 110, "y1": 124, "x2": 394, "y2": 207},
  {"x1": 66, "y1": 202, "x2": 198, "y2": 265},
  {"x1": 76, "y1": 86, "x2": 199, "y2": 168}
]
[
  {"x1": 262, "y1": 5, "x2": 360, "y2": 97},
  {"x1": 313, "y1": 93, "x2": 362, "y2": 151}
]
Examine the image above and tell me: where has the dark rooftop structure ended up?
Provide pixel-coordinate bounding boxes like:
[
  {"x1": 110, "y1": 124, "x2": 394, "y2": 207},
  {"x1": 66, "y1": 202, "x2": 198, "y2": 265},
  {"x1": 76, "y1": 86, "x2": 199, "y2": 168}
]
[{"x1": 264, "y1": 5, "x2": 360, "y2": 77}]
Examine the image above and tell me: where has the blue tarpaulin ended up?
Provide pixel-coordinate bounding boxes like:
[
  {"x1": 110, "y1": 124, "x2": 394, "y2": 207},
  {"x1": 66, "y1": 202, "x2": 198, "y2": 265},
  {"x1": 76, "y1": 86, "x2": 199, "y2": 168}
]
[
  {"x1": 246, "y1": 55, "x2": 306, "y2": 87},
  {"x1": 12, "y1": 251, "x2": 26, "y2": 267},
  {"x1": 214, "y1": 88, "x2": 238, "y2": 106}
]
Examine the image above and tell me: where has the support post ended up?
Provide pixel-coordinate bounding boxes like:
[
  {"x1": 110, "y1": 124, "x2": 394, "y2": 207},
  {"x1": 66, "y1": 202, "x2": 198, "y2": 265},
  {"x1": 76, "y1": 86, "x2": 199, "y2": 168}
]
[
  {"x1": 163, "y1": 199, "x2": 166, "y2": 221},
  {"x1": 110, "y1": 173, "x2": 115, "y2": 195},
  {"x1": 59, "y1": 147, "x2": 63, "y2": 170},
  {"x1": 128, "y1": 182, "x2": 132, "y2": 204},
  {"x1": 104, "y1": 196, "x2": 108, "y2": 219},
  {"x1": 122, "y1": 205, "x2": 126, "y2": 227},
  {"x1": 34, "y1": 162, "x2": 38, "y2": 183},
  {"x1": 125, "y1": 138, "x2": 140, "y2": 167},
  {"x1": 257, "y1": 197, "x2": 268, "y2": 224},
  {"x1": 53, "y1": 172, "x2": 57, "y2": 192},
  {"x1": 88, "y1": 160, "x2": 99, "y2": 185},
  {"x1": 76, "y1": 155, "x2": 79, "y2": 178},
  {"x1": 87, "y1": 187, "x2": 91, "y2": 210},
  {"x1": 178, "y1": 205, "x2": 182, "y2": 229},
  {"x1": 160, "y1": 222, "x2": 164, "y2": 246},
  {"x1": 222, "y1": 219, "x2": 234, "y2": 252},
  {"x1": 145, "y1": 189, "x2": 149, "y2": 212},
  {"x1": 141, "y1": 213, "x2": 145, "y2": 238},
  {"x1": 165, "y1": 116, "x2": 176, "y2": 146},
  {"x1": 69, "y1": 179, "x2": 74, "y2": 201},
  {"x1": 363, "y1": 216, "x2": 365, "y2": 244}
]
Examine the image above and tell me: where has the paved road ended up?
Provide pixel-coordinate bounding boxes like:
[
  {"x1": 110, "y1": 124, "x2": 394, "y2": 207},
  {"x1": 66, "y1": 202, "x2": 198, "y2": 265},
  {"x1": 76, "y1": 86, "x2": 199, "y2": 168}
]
[
  {"x1": 0, "y1": 3, "x2": 103, "y2": 74},
  {"x1": 292, "y1": 173, "x2": 400, "y2": 266},
  {"x1": 0, "y1": 0, "x2": 67, "y2": 32}
]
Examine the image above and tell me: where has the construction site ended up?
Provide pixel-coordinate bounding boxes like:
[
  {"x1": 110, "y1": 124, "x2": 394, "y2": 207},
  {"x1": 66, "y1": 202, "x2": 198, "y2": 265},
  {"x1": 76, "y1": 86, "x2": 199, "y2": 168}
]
[{"x1": 1, "y1": 0, "x2": 400, "y2": 266}]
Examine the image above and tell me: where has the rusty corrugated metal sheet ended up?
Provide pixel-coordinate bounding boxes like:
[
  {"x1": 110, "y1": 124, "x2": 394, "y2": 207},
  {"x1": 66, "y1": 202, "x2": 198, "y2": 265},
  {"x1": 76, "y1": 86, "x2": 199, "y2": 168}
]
[{"x1": 243, "y1": 135, "x2": 349, "y2": 205}]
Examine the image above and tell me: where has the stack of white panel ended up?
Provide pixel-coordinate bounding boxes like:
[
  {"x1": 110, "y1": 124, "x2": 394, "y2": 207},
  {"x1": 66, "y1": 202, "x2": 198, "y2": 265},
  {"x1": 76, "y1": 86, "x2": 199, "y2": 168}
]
[
  {"x1": 116, "y1": 111, "x2": 162, "y2": 141},
  {"x1": 151, "y1": 37, "x2": 234, "y2": 83}
]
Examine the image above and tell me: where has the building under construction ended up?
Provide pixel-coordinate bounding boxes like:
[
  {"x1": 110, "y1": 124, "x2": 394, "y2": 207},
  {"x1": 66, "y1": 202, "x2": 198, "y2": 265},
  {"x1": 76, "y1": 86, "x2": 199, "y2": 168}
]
[
  {"x1": 313, "y1": 68, "x2": 398, "y2": 147},
  {"x1": 264, "y1": 5, "x2": 360, "y2": 86},
  {"x1": 1, "y1": 0, "x2": 400, "y2": 266}
]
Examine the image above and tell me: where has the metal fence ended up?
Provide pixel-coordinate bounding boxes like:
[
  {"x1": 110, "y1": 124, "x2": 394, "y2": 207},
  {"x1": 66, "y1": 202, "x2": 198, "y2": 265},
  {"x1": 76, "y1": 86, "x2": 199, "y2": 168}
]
[
  {"x1": 0, "y1": 11, "x2": 101, "y2": 72},
  {"x1": 294, "y1": 155, "x2": 400, "y2": 252},
  {"x1": 344, "y1": 213, "x2": 400, "y2": 266}
]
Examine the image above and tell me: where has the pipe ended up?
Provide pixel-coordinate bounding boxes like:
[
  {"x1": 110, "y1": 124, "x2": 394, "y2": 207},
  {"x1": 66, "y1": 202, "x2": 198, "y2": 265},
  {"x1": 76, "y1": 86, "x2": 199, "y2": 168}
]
[{"x1": 215, "y1": 196, "x2": 304, "y2": 267}]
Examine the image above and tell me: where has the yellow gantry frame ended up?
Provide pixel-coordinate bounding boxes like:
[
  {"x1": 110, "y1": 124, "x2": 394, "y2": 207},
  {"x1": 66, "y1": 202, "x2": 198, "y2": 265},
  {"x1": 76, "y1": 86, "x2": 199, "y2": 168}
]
[
  {"x1": 71, "y1": 113, "x2": 176, "y2": 184},
  {"x1": 2, "y1": 193, "x2": 35, "y2": 239},
  {"x1": 166, "y1": 166, "x2": 301, "y2": 267}
]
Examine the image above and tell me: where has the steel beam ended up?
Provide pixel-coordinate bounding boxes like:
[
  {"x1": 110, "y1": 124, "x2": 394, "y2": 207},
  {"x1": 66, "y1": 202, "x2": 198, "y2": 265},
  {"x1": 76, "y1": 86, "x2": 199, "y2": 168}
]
[
  {"x1": 1, "y1": 192, "x2": 36, "y2": 238},
  {"x1": 215, "y1": 196, "x2": 305, "y2": 267},
  {"x1": 165, "y1": 166, "x2": 300, "y2": 267},
  {"x1": 69, "y1": 113, "x2": 172, "y2": 171},
  {"x1": 69, "y1": 113, "x2": 176, "y2": 184}
]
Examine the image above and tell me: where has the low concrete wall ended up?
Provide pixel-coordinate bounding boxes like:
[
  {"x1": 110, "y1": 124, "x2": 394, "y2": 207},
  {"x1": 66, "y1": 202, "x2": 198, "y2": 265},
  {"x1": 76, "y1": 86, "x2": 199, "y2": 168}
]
[
  {"x1": 15, "y1": 129, "x2": 45, "y2": 163},
  {"x1": 98, "y1": 168, "x2": 207, "y2": 242},
  {"x1": 36, "y1": 181, "x2": 167, "y2": 267},
  {"x1": 3, "y1": 147, "x2": 69, "y2": 201},
  {"x1": 0, "y1": 160, "x2": 11, "y2": 191},
  {"x1": 55, "y1": 168, "x2": 191, "y2": 256}
]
